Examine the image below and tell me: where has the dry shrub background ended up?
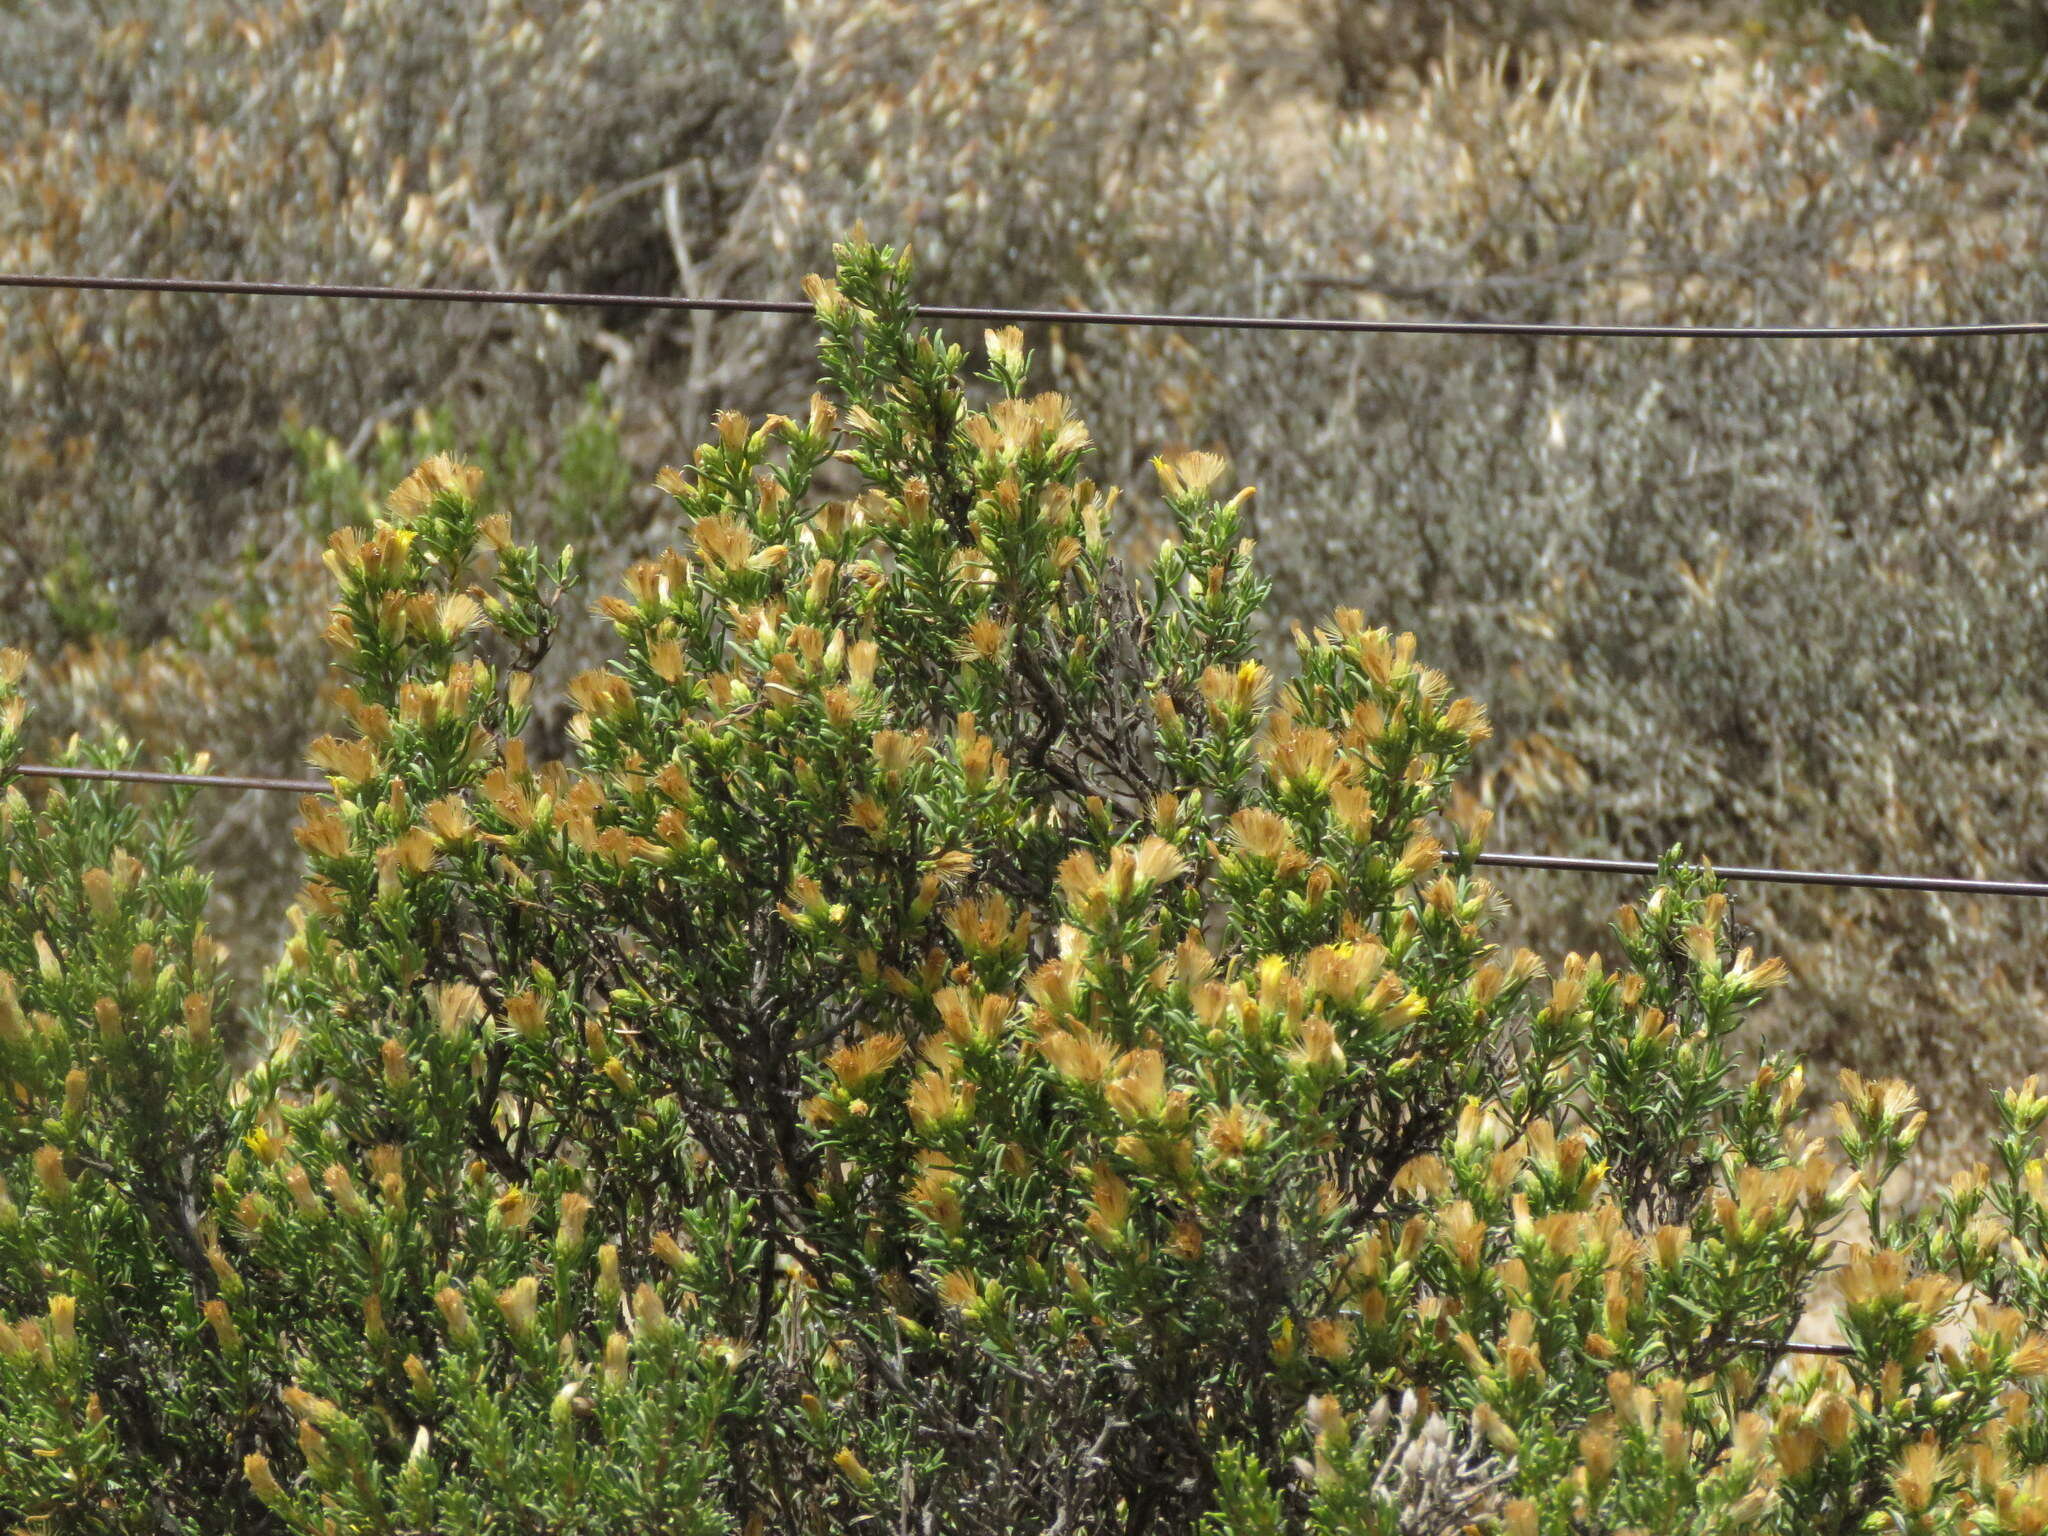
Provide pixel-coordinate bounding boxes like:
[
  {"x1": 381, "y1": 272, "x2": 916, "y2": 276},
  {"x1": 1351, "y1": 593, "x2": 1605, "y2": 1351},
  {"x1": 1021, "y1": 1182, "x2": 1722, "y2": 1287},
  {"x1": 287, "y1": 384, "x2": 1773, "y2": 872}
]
[{"x1": 3, "y1": 0, "x2": 2047, "y2": 1165}]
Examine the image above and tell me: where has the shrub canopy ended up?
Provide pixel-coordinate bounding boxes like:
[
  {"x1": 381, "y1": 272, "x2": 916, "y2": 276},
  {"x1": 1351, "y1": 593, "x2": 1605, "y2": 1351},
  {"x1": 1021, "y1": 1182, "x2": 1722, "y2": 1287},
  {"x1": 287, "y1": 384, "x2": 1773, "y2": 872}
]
[{"x1": 6, "y1": 241, "x2": 2048, "y2": 1535}]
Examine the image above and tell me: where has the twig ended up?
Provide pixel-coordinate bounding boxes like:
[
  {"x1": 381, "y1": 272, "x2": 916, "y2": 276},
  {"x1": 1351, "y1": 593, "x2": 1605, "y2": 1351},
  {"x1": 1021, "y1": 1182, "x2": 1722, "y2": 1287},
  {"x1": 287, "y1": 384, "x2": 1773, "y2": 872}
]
[{"x1": 664, "y1": 172, "x2": 716, "y2": 436}]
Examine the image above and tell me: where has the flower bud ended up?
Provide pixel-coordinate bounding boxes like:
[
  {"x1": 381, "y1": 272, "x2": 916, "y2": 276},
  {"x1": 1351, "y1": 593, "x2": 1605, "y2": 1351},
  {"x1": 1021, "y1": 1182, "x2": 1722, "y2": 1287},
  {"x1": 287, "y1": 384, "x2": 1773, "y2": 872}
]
[
  {"x1": 403, "y1": 1353, "x2": 435, "y2": 1405},
  {"x1": 497, "y1": 1277, "x2": 541, "y2": 1340},
  {"x1": 281, "y1": 1163, "x2": 320, "y2": 1216},
  {"x1": 183, "y1": 992, "x2": 213, "y2": 1049},
  {"x1": 33, "y1": 1145, "x2": 71, "y2": 1203},
  {"x1": 322, "y1": 1163, "x2": 367, "y2": 1218},
  {"x1": 834, "y1": 1448, "x2": 876, "y2": 1493},
  {"x1": 0, "y1": 973, "x2": 24, "y2": 1046},
  {"x1": 244, "y1": 1453, "x2": 285, "y2": 1505},
  {"x1": 47, "y1": 1295, "x2": 77, "y2": 1358},
  {"x1": 632, "y1": 1282, "x2": 668, "y2": 1339},
  {"x1": 205, "y1": 1298, "x2": 242, "y2": 1353},
  {"x1": 556, "y1": 1192, "x2": 591, "y2": 1253},
  {"x1": 551, "y1": 1379, "x2": 581, "y2": 1428},
  {"x1": 435, "y1": 1286, "x2": 477, "y2": 1347}
]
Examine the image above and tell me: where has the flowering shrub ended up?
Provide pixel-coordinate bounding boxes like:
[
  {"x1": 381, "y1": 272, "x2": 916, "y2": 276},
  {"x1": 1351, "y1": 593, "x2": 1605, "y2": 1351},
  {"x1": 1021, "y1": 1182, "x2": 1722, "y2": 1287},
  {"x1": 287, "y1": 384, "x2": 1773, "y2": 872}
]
[{"x1": 8, "y1": 240, "x2": 2048, "y2": 1533}]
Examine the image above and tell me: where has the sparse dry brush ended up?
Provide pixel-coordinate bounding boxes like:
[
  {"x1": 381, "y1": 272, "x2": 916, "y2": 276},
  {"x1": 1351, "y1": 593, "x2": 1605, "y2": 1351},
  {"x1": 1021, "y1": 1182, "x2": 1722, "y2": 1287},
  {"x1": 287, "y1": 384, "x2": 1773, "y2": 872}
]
[
  {"x1": 11, "y1": 236, "x2": 2048, "y2": 1535},
  {"x1": 1766, "y1": 0, "x2": 2048, "y2": 124}
]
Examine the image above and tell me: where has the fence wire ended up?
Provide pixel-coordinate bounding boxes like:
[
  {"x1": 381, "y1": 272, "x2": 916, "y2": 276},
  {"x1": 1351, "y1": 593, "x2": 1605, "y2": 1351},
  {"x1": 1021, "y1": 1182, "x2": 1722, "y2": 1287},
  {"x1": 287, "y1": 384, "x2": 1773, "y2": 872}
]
[
  {"x1": 9, "y1": 270, "x2": 2048, "y2": 340},
  {"x1": 10, "y1": 763, "x2": 2046, "y2": 898}
]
